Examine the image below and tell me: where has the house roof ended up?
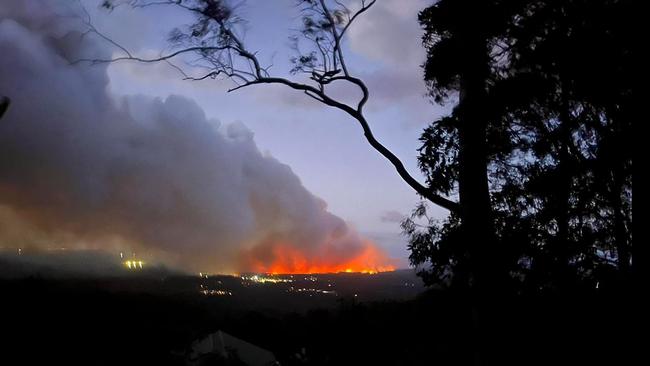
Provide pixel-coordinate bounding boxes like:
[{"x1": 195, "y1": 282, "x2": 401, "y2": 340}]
[{"x1": 190, "y1": 330, "x2": 277, "y2": 366}]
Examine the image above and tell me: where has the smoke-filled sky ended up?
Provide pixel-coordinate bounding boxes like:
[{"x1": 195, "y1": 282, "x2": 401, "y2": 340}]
[{"x1": 0, "y1": 0, "x2": 449, "y2": 272}]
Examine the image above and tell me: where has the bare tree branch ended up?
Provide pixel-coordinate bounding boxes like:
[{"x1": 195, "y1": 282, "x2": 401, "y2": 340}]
[
  {"x1": 74, "y1": 46, "x2": 232, "y2": 65},
  {"x1": 88, "y1": 0, "x2": 460, "y2": 212}
]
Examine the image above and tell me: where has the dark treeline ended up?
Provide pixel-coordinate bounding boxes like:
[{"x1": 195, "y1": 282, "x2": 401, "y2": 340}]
[{"x1": 403, "y1": 0, "x2": 633, "y2": 294}]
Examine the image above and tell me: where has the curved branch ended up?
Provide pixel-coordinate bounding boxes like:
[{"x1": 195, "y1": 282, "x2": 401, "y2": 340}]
[
  {"x1": 229, "y1": 76, "x2": 459, "y2": 212},
  {"x1": 352, "y1": 113, "x2": 459, "y2": 212},
  {"x1": 74, "y1": 46, "x2": 231, "y2": 65}
]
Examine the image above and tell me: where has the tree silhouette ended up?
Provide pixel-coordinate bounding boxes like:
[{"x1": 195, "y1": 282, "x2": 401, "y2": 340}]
[
  {"x1": 401, "y1": 0, "x2": 524, "y2": 292},
  {"x1": 406, "y1": 0, "x2": 633, "y2": 292}
]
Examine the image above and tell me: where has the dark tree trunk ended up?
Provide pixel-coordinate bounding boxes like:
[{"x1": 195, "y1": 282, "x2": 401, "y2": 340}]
[
  {"x1": 456, "y1": 26, "x2": 500, "y2": 366},
  {"x1": 457, "y1": 88, "x2": 495, "y2": 292},
  {"x1": 456, "y1": 28, "x2": 501, "y2": 295}
]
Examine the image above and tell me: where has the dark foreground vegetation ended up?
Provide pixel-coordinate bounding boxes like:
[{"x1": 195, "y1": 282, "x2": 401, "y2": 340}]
[{"x1": 1, "y1": 276, "x2": 637, "y2": 366}]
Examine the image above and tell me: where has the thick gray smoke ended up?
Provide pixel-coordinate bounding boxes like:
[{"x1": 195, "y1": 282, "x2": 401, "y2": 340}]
[{"x1": 0, "y1": 1, "x2": 394, "y2": 273}]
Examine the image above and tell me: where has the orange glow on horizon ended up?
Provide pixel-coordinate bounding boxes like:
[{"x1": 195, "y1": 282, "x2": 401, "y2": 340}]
[{"x1": 239, "y1": 241, "x2": 396, "y2": 275}]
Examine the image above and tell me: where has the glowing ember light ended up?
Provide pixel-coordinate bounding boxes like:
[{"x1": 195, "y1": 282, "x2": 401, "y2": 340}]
[{"x1": 239, "y1": 240, "x2": 396, "y2": 275}]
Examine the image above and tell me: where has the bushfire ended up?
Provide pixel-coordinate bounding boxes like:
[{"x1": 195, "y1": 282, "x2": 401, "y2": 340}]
[{"x1": 239, "y1": 241, "x2": 396, "y2": 275}]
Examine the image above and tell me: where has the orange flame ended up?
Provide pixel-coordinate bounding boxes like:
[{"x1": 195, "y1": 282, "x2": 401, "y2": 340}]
[{"x1": 239, "y1": 240, "x2": 396, "y2": 274}]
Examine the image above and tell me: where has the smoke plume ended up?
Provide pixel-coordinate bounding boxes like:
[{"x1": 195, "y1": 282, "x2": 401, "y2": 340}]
[{"x1": 0, "y1": 0, "x2": 395, "y2": 274}]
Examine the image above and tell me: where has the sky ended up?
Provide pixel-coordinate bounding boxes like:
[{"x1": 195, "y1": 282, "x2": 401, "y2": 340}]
[
  {"x1": 93, "y1": 0, "x2": 449, "y2": 258},
  {"x1": 0, "y1": 0, "x2": 451, "y2": 270}
]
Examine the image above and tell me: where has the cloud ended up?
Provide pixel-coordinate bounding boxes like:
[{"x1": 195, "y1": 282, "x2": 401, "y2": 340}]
[
  {"x1": 347, "y1": 0, "x2": 428, "y2": 67},
  {"x1": 0, "y1": 0, "x2": 395, "y2": 274},
  {"x1": 345, "y1": 0, "x2": 431, "y2": 106}
]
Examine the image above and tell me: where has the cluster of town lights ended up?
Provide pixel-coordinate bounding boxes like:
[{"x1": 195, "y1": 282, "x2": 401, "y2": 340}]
[
  {"x1": 241, "y1": 275, "x2": 293, "y2": 284},
  {"x1": 124, "y1": 260, "x2": 143, "y2": 269}
]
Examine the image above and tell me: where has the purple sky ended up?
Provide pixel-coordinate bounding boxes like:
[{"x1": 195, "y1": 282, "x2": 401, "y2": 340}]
[{"x1": 85, "y1": 0, "x2": 450, "y2": 265}]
